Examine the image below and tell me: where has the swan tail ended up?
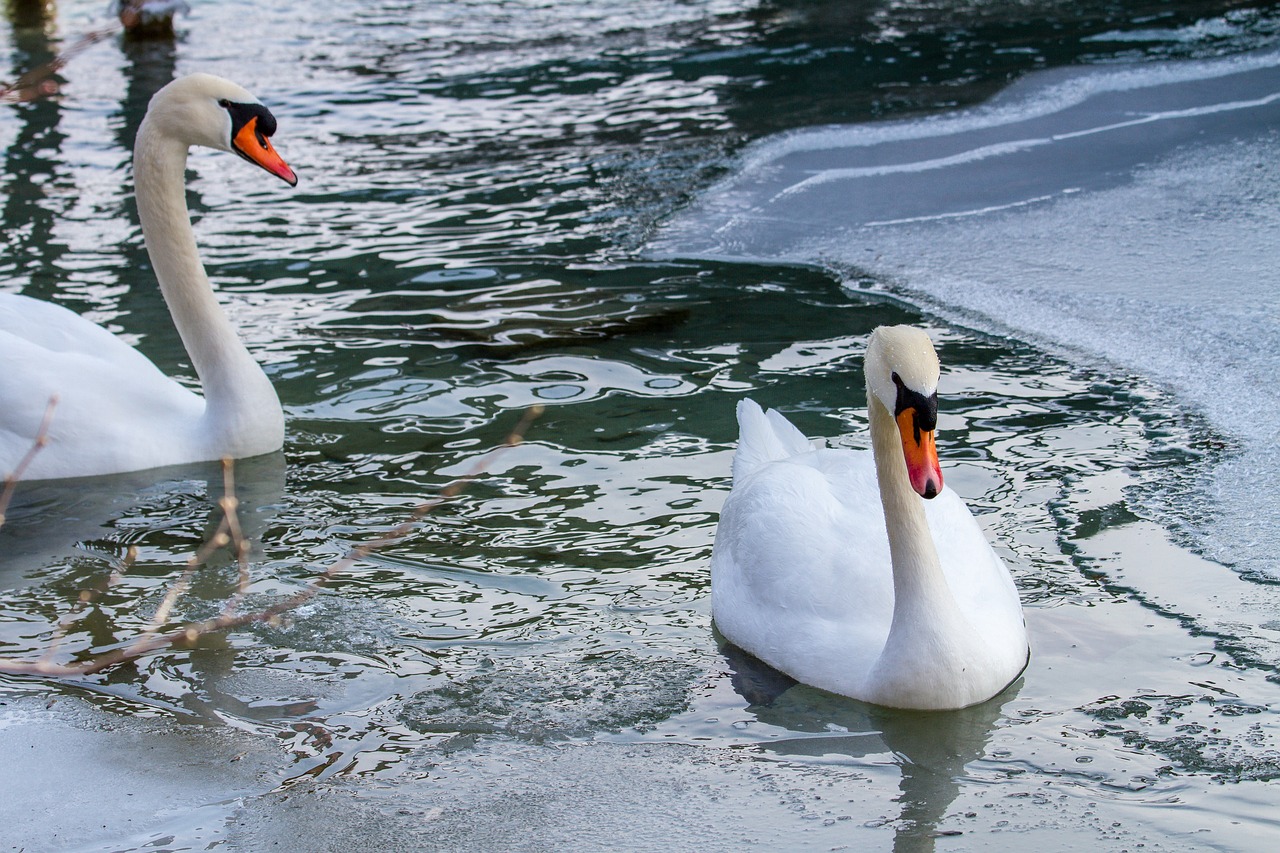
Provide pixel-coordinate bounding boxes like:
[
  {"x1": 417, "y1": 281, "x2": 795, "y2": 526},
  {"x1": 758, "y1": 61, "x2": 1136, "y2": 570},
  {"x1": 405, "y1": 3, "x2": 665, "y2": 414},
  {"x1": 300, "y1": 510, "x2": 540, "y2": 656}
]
[{"x1": 732, "y1": 398, "x2": 814, "y2": 483}]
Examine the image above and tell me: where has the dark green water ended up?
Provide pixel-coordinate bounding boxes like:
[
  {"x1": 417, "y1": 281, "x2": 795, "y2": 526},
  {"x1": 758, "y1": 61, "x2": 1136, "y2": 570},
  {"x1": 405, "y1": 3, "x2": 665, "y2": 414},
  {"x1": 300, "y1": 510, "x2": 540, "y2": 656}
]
[{"x1": 2, "y1": 2, "x2": 1278, "y2": 850}]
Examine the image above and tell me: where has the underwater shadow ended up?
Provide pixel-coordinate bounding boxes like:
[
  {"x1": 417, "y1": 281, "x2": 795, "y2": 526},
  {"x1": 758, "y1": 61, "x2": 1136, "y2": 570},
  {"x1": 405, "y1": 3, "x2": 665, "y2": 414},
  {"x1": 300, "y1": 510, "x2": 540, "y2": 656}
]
[{"x1": 722, "y1": 642, "x2": 1021, "y2": 853}]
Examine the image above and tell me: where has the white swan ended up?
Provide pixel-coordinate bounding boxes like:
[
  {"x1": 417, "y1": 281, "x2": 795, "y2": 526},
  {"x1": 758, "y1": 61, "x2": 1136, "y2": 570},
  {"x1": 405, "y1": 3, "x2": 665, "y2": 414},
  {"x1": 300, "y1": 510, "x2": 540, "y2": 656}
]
[
  {"x1": 711, "y1": 325, "x2": 1028, "y2": 710},
  {"x1": 0, "y1": 73, "x2": 297, "y2": 481}
]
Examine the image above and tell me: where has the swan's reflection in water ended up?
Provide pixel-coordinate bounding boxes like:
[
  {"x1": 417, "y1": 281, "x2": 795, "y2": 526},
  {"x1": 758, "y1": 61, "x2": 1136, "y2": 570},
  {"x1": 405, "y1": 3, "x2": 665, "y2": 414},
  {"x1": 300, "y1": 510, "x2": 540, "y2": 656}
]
[
  {"x1": 0, "y1": 451, "x2": 286, "y2": 586},
  {"x1": 723, "y1": 642, "x2": 1019, "y2": 853},
  {"x1": 0, "y1": 453, "x2": 402, "y2": 740},
  {"x1": 0, "y1": 452, "x2": 290, "y2": 728}
]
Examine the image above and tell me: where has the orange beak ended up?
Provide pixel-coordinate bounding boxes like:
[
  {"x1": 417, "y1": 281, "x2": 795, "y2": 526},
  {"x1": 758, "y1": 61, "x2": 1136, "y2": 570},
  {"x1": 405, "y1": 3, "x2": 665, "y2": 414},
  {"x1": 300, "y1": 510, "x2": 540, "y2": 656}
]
[
  {"x1": 233, "y1": 116, "x2": 297, "y2": 186},
  {"x1": 896, "y1": 408, "x2": 943, "y2": 499}
]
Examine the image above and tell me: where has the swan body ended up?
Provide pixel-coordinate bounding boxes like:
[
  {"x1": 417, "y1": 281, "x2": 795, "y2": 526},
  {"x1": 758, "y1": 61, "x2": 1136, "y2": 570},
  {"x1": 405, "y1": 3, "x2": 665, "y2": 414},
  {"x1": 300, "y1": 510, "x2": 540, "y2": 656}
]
[
  {"x1": 0, "y1": 73, "x2": 297, "y2": 481},
  {"x1": 711, "y1": 326, "x2": 1028, "y2": 710}
]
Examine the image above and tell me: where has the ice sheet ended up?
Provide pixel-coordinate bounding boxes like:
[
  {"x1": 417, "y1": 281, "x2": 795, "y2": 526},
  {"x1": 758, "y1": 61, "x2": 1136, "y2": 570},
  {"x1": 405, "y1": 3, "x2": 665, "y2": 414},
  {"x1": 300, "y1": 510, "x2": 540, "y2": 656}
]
[{"x1": 650, "y1": 48, "x2": 1280, "y2": 579}]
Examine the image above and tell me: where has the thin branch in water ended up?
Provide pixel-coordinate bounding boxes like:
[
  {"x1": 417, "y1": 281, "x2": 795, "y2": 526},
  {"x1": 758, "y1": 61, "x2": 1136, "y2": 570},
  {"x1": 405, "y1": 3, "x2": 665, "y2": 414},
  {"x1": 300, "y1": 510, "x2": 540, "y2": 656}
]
[
  {"x1": 141, "y1": 563, "x2": 197, "y2": 639},
  {"x1": 218, "y1": 458, "x2": 253, "y2": 619},
  {"x1": 40, "y1": 544, "x2": 134, "y2": 668},
  {"x1": 0, "y1": 407, "x2": 543, "y2": 679},
  {"x1": 0, "y1": 395, "x2": 57, "y2": 529},
  {"x1": 112, "y1": 545, "x2": 139, "y2": 588},
  {"x1": 0, "y1": 23, "x2": 122, "y2": 104},
  {"x1": 345, "y1": 403, "x2": 545, "y2": 560}
]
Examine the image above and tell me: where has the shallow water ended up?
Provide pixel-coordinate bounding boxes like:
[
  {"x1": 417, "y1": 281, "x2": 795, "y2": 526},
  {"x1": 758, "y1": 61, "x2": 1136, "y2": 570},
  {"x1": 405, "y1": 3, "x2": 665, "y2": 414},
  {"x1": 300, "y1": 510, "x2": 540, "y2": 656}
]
[{"x1": 2, "y1": 2, "x2": 1278, "y2": 851}]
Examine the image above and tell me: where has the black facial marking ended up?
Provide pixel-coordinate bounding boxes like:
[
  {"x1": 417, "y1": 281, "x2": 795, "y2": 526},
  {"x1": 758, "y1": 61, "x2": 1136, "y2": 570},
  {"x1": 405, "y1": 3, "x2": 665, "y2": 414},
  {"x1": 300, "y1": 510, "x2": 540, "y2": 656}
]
[
  {"x1": 222, "y1": 100, "x2": 279, "y2": 159},
  {"x1": 891, "y1": 372, "x2": 938, "y2": 443}
]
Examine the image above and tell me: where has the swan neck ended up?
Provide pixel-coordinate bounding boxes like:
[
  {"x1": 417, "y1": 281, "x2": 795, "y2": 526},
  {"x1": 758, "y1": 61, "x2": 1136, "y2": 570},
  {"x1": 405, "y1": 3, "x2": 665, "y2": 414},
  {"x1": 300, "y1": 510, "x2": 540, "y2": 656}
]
[
  {"x1": 133, "y1": 116, "x2": 275, "y2": 414},
  {"x1": 868, "y1": 392, "x2": 946, "y2": 596}
]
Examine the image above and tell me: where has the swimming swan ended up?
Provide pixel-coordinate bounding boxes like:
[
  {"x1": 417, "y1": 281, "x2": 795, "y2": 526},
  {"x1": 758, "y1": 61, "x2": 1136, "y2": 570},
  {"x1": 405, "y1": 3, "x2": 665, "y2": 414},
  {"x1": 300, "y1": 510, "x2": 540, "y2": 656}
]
[
  {"x1": 711, "y1": 325, "x2": 1028, "y2": 710},
  {"x1": 0, "y1": 73, "x2": 297, "y2": 481}
]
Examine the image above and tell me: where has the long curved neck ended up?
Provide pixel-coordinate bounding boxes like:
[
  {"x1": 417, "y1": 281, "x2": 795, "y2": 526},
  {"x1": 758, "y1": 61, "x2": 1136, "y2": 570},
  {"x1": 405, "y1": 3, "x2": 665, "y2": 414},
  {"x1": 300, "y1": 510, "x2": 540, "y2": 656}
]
[
  {"x1": 869, "y1": 394, "x2": 943, "y2": 586},
  {"x1": 867, "y1": 391, "x2": 997, "y2": 707},
  {"x1": 133, "y1": 116, "x2": 279, "y2": 438},
  {"x1": 868, "y1": 392, "x2": 961, "y2": 640}
]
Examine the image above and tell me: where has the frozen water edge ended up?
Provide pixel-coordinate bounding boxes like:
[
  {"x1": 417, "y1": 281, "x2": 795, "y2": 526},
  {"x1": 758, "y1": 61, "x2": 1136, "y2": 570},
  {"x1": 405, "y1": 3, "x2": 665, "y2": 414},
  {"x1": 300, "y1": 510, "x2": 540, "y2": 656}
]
[
  {"x1": 0, "y1": 693, "x2": 279, "y2": 851},
  {"x1": 649, "y1": 49, "x2": 1280, "y2": 583},
  {"x1": 846, "y1": 137, "x2": 1280, "y2": 582}
]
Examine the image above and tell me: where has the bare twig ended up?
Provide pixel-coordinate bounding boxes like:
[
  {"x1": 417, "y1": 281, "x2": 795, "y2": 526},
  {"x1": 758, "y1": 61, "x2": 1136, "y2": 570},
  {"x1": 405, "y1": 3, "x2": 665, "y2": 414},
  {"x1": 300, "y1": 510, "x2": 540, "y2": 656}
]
[
  {"x1": 218, "y1": 459, "x2": 253, "y2": 619},
  {"x1": 142, "y1": 562, "x2": 198, "y2": 636},
  {"x1": 0, "y1": 407, "x2": 543, "y2": 678},
  {"x1": 0, "y1": 24, "x2": 122, "y2": 104},
  {"x1": 0, "y1": 396, "x2": 57, "y2": 528}
]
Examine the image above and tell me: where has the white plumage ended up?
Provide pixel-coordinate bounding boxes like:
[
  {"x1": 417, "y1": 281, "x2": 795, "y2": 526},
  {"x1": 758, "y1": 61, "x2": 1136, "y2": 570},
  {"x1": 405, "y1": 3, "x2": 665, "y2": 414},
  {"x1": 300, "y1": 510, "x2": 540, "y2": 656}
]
[{"x1": 0, "y1": 73, "x2": 296, "y2": 481}]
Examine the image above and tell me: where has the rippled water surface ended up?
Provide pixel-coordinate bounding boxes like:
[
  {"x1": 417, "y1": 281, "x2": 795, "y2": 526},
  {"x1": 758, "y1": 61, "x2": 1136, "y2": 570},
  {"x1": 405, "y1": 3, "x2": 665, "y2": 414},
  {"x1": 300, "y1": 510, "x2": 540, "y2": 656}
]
[{"x1": 2, "y1": 2, "x2": 1279, "y2": 851}]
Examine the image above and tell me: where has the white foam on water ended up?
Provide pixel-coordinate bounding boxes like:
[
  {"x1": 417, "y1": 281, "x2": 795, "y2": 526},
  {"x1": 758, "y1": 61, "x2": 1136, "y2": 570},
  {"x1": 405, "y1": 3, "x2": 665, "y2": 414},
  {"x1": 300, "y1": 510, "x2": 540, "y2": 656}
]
[{"x1": 650, "y1": 48, "x2": 1280, "y2": 579}]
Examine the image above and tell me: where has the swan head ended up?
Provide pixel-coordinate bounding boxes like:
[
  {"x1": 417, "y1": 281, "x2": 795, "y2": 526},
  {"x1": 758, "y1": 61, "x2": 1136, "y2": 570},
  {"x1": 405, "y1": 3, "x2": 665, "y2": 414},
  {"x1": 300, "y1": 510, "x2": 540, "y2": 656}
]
[
  {"x1": 865, "y1": 325, "x2": 944, "y2": 499},
  {"x1": 144, "y1": 72, "x2": 297, "y2": 186}
]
